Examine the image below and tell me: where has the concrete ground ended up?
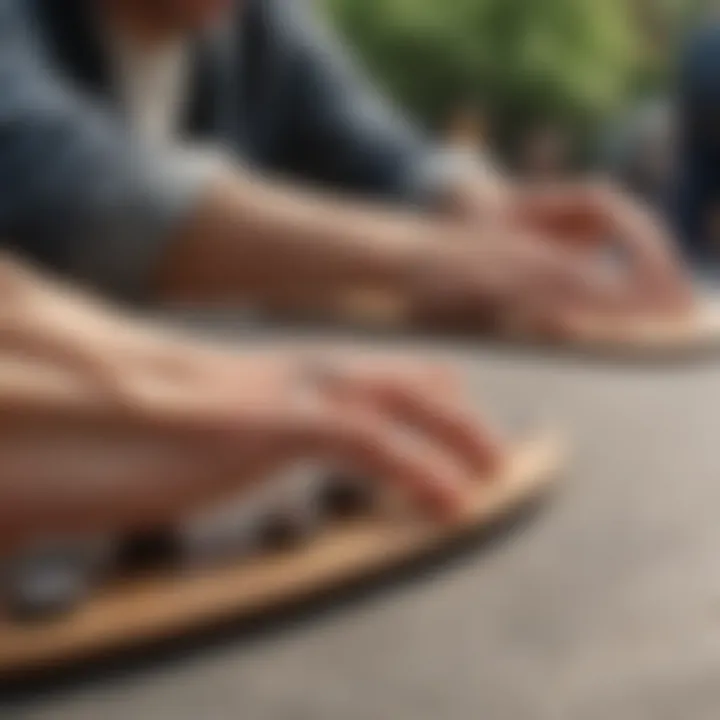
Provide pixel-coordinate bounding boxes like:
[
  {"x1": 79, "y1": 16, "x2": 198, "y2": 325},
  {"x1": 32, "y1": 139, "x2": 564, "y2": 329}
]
[{"x1": 4, "y1": 323, "x2": 720, "y2": 720}]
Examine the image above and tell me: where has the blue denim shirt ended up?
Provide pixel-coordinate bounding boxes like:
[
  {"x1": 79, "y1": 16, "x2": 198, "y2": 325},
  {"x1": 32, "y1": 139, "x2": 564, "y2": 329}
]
[{"x1": 0, "y1": 0, "x2": 447, "y2": 297}]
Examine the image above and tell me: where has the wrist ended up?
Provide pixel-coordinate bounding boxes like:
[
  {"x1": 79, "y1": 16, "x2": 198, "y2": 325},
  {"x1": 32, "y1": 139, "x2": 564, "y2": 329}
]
[
  {"x1": 402, "y1": 226, "x2": 532, "y2": 326},
  {"x1": 233, "y1": 177, "x2": 461, "y2": 313},
  {"x1": 441, "y1": 167, "x2": 515, "y2": 223}
]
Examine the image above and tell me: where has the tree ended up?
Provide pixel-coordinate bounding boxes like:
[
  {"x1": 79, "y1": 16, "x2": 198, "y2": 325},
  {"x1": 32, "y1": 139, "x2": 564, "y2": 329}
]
[{"x1": 325, "y1": 0, "x2": 642, "y2": 150}]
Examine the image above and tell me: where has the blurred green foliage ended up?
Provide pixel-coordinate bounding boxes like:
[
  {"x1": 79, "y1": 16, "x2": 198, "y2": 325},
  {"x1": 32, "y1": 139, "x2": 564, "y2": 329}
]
[{"x1": 324, "y1": 0, "x2": 708, "y2": 150}]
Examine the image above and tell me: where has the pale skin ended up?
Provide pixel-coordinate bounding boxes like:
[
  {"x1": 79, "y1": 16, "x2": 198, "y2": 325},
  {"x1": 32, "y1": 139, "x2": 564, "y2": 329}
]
[{"x1": 157, "y1": 170, "x2": 692, "y2": 336}]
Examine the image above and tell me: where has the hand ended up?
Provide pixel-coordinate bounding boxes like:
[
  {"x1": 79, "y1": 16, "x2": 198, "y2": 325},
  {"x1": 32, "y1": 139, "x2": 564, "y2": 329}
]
[
  {"x1": 512, "y1": 181, "x2": 693, "y2": 309},
  {"x1": 1, "y1": 349, "x2": 503, "y2": 549},
  {"x1": 406, "y1": 226, "x2": 669, "y2": 337},
  {"x1": 0, "y1": 257, "x2": 503, "y2": 550},
  {"x1": 448, "y1": 176, "x2": 693, "y2": 316}
]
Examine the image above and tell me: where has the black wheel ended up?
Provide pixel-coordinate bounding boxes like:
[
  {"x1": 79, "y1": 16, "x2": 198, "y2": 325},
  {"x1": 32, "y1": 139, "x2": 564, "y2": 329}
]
[
  {"x1": 320, "y1": 474, "x2": 376, "y2": 518},
  {"x1": 116, "y1": 529, "x2": 182, "y2": 570},
  {"x1": 2, "y1": 539, "x2": 112, "y2": 622}
]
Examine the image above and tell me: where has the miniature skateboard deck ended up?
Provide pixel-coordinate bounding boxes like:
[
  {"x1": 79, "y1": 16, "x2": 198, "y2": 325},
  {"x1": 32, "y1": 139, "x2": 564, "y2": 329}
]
[{"x1": 0, "y1": 430, "x2": 564, "y2": 678}]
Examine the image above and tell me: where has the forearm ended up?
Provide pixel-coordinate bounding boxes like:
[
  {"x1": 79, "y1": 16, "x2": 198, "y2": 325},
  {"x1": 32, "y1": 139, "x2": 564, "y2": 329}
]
[{"x1": 153, "y1": 168, "x2": 460, "y2": 311}]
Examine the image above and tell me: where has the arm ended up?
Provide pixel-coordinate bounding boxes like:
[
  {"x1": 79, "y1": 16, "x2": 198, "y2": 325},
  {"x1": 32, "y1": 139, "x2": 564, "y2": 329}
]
[
  {"x1": 154, "y1": 166, "x2": 464, "y2": 310},
  {"x1": 0, "y1": 1, "x2": 673, "y2": 325},
  {"x1": 0, "y1": 0, "x2": 495, "y2": 313},
  {"x1": 153, "y1": 166, "x2": 657, "y2": 328}
]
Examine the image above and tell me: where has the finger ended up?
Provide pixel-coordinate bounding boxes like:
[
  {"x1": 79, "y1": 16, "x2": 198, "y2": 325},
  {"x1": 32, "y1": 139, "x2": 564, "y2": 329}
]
[
  {"x1": 299, "y1": 350, "x2": 458, "y2": 395},
  {"x1": 538, "y1": 236, "x2": 694, "y2": 324},
  {"x1": 269, "y1": 408, "x2": 469, "y2": 519},
  {"x1": 499, "y1": 257, "x2": 637, "y2": 340},
  {"x1": 361, "y1": 360, "x2": 458, "y2": 395},
  {"x1": 513, "y1": 183, "x2": 606, "y2": 247},
  {"x1": 523, "y1": 246, "x2": 632, "y2": 316},
  {"x1": 520, "y1": 183, "x2": 692, "y2": 312},
  {"x1": 322, "y1": 375, "x2": 503, "y2": 476},
  {"x1": 588, "y1": 188, "x2": 693, "y2": 307}
]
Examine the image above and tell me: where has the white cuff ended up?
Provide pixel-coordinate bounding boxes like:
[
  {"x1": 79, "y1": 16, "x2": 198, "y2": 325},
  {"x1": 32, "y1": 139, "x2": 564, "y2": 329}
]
[{"x1": 408, "y1": 146, "x2": 500, "y2": 207}]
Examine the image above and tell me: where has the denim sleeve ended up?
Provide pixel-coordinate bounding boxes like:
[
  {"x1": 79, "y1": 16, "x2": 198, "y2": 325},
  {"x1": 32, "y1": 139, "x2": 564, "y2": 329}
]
[
  {"x1": 0, "y1": 1, "x2": 215, "y2": 299},
  {"x1": 262, "y1": 0, "x2": 468, "y2": 206}
]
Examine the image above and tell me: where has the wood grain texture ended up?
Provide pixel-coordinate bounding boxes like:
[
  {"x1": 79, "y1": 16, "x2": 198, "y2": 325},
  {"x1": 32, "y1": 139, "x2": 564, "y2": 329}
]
[{"x1": 0, "y1": 431, "x2": 564, "y2": 676}]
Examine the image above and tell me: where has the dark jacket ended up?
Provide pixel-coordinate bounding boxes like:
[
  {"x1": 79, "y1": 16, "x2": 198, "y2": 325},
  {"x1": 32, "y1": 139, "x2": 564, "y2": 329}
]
[{"x1": 0, "y1": 0, "x2": 442, "y2": 296}]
